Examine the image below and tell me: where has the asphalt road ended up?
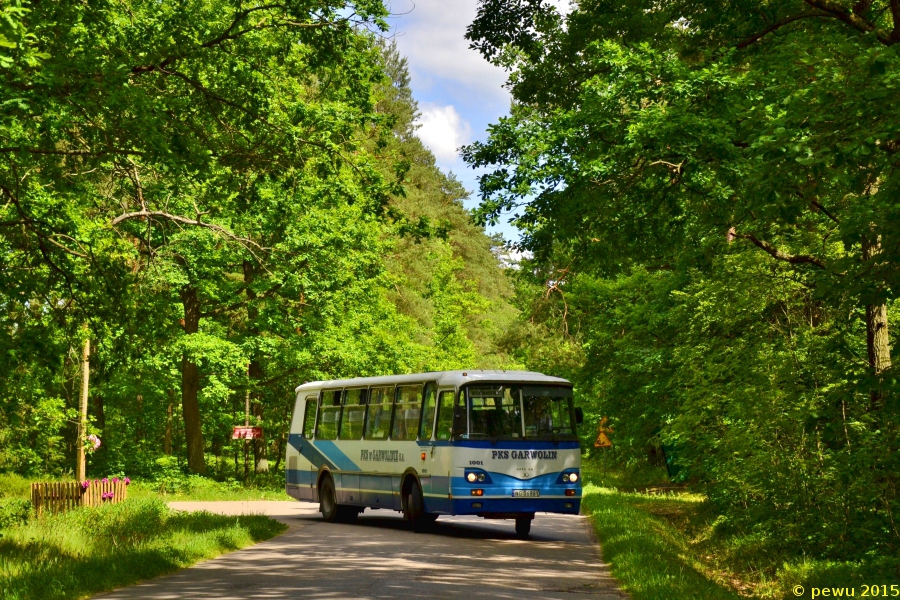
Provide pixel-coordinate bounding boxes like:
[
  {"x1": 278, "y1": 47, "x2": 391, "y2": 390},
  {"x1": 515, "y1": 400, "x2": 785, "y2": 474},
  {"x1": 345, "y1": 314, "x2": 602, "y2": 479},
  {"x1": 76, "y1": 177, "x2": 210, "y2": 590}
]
[{"x1": 95, "y1": 501, "x2": 626, "y2": 600}]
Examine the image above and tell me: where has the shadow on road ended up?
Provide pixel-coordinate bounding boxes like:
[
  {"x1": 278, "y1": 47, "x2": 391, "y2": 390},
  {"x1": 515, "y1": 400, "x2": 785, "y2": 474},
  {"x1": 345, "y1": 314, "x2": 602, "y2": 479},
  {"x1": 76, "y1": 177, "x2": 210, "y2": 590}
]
[{"x1": 97, "y1": 508, "x2": 626, "y2": 600}]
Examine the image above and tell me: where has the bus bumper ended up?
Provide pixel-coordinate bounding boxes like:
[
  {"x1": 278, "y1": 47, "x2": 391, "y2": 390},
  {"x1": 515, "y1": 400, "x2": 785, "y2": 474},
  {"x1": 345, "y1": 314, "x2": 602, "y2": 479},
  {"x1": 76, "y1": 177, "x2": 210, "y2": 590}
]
[{"x1": 437, "y1": 496, "x2": 581, "y2": 516}]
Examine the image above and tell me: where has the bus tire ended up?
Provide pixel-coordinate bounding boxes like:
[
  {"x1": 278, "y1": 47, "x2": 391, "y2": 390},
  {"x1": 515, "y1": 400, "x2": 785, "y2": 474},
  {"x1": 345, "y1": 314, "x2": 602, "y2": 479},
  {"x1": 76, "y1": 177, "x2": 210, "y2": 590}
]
[
  {"x1": 515, "y1": 516, "x2": 532, "y2": 538},
  {"x1": 319, "y1": 474, "x2": 338, "y2": 522},
  {"x1": 406, "y1": 480, "x2": 431, "y2": 533}
]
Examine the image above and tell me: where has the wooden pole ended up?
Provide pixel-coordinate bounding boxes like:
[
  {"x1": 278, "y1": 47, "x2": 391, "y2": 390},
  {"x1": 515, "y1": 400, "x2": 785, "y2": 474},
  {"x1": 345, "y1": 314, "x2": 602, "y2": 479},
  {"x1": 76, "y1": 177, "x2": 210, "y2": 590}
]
[
  {"x1": 76, "y1": 334, "x2": 90, "y2": 482},
  {"x1": 243, "y1": 381, "x2": 250, "y2": 480}
]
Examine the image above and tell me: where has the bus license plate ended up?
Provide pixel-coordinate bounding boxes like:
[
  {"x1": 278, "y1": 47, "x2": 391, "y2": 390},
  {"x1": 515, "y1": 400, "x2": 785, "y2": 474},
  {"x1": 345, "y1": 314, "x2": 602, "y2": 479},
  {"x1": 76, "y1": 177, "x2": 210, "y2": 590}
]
[{"x1": 512, "y1": 489, "x2": 540, "y2": 498}]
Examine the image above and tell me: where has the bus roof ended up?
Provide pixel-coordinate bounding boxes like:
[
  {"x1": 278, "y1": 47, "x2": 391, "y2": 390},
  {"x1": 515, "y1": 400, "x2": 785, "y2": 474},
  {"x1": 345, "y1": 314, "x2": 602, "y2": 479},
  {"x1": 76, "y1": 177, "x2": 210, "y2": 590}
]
[{"x1": 294, "y1": 370, "x2": 571, "y2": 394}]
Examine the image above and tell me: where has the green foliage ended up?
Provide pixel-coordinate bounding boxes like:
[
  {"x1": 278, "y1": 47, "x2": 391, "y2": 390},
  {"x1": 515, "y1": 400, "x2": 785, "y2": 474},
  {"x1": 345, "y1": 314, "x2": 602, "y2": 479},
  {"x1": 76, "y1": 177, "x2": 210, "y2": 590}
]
[
  {"x1": 466, "y1": 0, "x2": 900, "y2": 575},
  {"x1": 0, "y1": 498, "x2": 31, "y2": 529},
  {"x1": 0, "y1": 498, "x2": 286, "y2": 600},
  {"x1": 0, "y1": 8, "x2": 514, "y2": 487}
]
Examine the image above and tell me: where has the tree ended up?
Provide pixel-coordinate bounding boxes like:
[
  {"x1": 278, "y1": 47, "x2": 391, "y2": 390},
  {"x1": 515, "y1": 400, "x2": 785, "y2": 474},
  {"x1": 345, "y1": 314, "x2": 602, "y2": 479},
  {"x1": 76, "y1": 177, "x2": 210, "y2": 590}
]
[
  {"x1": 464, "y1": 0, "x2": 900, "y2": 561},
  {"x1": 1, "y1": 0, "x2": 392, "y2": 473}
]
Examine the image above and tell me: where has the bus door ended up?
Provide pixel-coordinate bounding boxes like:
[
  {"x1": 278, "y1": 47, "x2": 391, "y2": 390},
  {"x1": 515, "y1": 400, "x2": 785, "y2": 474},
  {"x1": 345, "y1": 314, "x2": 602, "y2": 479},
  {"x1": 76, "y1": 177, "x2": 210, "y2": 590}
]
[
  {"x1": 429, "y1": 388, "x2": 457, "y2": 501},
  {"x1": 300, "y1": 394, "x2": 319, "y2": 501},
  {"x1": 417, "y1": 383, "x2": 438, "y2": 495}
]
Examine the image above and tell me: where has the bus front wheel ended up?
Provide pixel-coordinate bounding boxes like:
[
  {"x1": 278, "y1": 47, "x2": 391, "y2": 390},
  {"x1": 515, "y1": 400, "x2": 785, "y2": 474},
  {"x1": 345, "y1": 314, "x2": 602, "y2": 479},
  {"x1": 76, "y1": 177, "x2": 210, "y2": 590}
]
[
  {"x1": 515, "y1": 515, "x2": 533, "y2": 538},
  {"x1": 405, "y1": 480, "x2": 435, "y2": 533}
]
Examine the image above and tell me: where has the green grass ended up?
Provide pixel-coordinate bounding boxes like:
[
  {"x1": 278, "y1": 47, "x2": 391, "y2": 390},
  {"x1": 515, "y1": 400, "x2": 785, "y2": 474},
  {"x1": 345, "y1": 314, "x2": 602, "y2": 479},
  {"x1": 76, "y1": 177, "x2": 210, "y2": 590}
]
[
  {"x1": 0, "y1": 472, "x2": 291, "y2": 503},
  {"x1": 128, "y1": 475, "x2": 291, "y2": 502},
  {"x1": 581, "y1": 484, "x2": 744, "y2": 600},
  {"x1": 0, "y1": 497, "x2": 287, "y2": 600},
  {"x1": 581, "y1": 461, "x2": 900, "y2": 600}
]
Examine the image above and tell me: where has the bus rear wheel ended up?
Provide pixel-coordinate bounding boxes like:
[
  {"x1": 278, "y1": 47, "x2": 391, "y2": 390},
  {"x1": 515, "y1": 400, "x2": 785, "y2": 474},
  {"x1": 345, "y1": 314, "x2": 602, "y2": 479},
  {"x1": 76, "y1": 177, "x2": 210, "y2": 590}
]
[
  {"x1": 515, "y1": 515, "x2": 533, "y2": 538},
  {"x1": 319, "y1": 474, "x2": 339, "y2": 522}
]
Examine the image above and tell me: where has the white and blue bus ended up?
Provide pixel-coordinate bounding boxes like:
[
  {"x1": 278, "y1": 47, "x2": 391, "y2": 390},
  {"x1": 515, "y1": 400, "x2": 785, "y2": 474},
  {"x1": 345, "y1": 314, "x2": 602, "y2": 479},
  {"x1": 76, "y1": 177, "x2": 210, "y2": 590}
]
[{"x1": 285, "y1": 370, "x2": 583, "y2": 537}]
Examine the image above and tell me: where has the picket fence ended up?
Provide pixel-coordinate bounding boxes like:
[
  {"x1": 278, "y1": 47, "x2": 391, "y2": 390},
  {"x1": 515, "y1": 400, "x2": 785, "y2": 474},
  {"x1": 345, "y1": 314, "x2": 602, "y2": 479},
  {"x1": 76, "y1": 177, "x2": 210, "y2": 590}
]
[{"x1": 30, "y1": 480, "x2": 128, "y2": 516}]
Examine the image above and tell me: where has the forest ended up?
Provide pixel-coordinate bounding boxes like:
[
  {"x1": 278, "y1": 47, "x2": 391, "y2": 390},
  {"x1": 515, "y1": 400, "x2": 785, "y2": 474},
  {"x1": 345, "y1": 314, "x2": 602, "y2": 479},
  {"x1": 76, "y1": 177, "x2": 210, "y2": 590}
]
[{"x1": 1, "y1": 0, "x2": 898, "y2": 594}]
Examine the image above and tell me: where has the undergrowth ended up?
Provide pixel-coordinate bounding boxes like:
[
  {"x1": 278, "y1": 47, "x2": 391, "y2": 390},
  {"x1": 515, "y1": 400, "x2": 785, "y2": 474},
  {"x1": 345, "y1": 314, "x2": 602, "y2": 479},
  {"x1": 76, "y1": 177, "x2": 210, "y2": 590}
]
[
  {"x1": 582, "y1": 460, "x2": 900, "y2": 600},
  {"x1": 0, "y1": 497, "x2": 286, "y2": 600}
]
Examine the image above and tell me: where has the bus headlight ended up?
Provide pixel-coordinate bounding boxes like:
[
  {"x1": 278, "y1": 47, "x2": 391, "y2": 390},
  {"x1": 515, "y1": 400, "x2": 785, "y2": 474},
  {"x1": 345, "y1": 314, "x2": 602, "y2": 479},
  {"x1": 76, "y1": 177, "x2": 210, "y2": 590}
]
[
  {"x1": 477, "y1": 473, "x2": 485, "y2": 482},
  {"x1": 568, "y1": 472, "x2": 578, "y2": 483},
  {"x1": 467, "y1": 472, "x2": 477, "y2": 483}
]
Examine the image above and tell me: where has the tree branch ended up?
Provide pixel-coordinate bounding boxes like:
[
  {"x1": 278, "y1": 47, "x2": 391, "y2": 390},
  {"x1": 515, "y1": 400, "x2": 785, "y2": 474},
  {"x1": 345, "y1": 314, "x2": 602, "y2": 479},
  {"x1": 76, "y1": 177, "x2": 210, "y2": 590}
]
[
  {"x1": 735, "y1": 232, "x2": 829, "y2": 269},
  {"x1": 0, "y1": 147, "x2": 143, "y2": 157},
  {"x1": 802, "y1": 0, "x2": 896, "y2": 43},
  {"x1": 737, "y1": 12, "x2": 832, "y2": 48},
  {"x1": 110, "y1": 209, "x2": 268, "y2": 265},
  {"x1": 891, "y1": 0, "x2": 900, "y2": 41},
  {"x1": 130, "y1": 6, "x2": 351, "y2": 75}
]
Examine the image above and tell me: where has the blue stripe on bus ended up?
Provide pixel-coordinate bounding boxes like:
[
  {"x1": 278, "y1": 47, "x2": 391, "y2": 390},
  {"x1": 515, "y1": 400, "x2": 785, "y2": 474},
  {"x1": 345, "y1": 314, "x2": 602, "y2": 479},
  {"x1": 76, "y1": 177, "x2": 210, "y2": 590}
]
[
  {"x1": 287, "y1": 434, "x2": 338, "y2": 470},
  {"x1": 314, "y1": 440, "x2": 360, "y2": 471},
  {"x1": 416, "y1": 440, "x2": 580, "y2": 449},
  {"x1": 286, "y1": 468, "x2": 315, "y2": 485}
]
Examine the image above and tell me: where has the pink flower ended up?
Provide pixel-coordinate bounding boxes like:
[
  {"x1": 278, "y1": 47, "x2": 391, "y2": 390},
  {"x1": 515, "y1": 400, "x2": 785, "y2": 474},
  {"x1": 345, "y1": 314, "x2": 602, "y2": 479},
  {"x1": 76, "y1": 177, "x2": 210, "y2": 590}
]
[
  {"x1": 124, "y1": 477, "x2": 131, "y2": 485},
  {"x1": 101, "y1": 478, "x2": 108, "y2": 483},
  {"x1": 81, "y1": 480, "x2": 90, "y2": 489},
  {"x1": 112, "y1": 477, "x2": 119, "y2": 483},
  {"x1": 87, "y1": 434, "x2": 101, "y2": 451}
]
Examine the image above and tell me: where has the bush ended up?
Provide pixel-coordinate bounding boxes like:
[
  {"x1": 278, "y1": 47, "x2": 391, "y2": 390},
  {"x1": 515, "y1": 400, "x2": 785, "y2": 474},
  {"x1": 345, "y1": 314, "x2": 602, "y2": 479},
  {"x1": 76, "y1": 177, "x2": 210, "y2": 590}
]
[{"x1": 0, "y1": 498, "x2": 31, "y2": 529}]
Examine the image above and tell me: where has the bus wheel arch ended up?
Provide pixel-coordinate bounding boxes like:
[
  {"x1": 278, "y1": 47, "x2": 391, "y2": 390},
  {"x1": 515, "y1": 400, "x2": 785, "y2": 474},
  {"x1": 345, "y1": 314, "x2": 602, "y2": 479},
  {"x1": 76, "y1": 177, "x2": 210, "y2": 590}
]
[
  {"x1": 400, "y1": 471, "x2": 420, "y2": 513},
  {"x1": 401, "y1": 471, "x2": 436, "y2": 532},
  {"x1": 318, "y1": 470, "x2": 338, "y2": 522}
]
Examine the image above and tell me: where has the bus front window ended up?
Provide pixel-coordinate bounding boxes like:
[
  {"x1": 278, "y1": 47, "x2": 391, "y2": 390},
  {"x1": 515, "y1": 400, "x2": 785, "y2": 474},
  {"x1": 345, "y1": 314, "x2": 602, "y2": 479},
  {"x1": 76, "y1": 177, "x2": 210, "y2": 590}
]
[
  {"x1": 467, "y1": 386, "x2": 522, "y2": 439},
  {"x1": 522, "y1": 386, "x2": 575, "y2": 440}
]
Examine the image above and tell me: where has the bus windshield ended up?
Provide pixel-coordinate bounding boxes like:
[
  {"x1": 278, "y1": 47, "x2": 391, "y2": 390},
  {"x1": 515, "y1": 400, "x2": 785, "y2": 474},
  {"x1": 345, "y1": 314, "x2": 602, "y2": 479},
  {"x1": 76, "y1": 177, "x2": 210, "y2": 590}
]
[{"x1": 466, "y1": 384, "x2": 576, "y2": 440}]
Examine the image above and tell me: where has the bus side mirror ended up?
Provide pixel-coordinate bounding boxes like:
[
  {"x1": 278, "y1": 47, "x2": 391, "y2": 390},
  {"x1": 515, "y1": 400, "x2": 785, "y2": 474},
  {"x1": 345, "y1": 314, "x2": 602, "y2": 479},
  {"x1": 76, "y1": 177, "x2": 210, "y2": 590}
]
[{"x1": 575, "y1": 407, "x2": 584, "y2": 425}]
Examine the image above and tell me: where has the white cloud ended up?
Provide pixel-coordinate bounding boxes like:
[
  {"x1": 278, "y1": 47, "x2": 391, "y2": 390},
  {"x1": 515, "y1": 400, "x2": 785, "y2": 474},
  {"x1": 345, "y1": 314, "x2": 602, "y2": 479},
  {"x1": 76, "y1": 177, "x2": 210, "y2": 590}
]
[
  {"x1": 416, "y1": 103, "x2": 472, "y2": 164},
  {"x1": 388, "y1": 0, "x2": 510, "y2": 106}
]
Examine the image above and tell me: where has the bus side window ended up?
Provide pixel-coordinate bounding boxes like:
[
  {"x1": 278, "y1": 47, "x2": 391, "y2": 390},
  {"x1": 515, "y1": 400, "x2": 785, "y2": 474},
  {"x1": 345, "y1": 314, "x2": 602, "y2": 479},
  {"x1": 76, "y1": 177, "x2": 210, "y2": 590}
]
[
  {"x1": 435, "y1": 391, "x2": 454, "y2": 440},
  {"x1": 420, "y1": 383, "x2": 437, "y2": 440},
  {"x1": 365, "y1": 386, "x2": 393, "y2": 440},
  {"x1": 302, "y1": 394, "x2": 318, "y2": 439},
  {"x1": 316, "y1": 390, "x2": 342, "y2": 440},
  {"x1": 392, "y1": 384, "x2": 423, "y2": 441},
  {"x1": 339, "y1": 388, "x2": 367, "y2": 440}
]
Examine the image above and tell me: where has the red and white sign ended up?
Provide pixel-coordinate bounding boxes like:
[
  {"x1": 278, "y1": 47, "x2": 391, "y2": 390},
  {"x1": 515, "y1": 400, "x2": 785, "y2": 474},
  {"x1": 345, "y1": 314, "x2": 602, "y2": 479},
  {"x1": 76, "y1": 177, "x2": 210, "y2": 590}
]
[{"x1": 232, "y1": 426, "x2": 263, "y2": 440}]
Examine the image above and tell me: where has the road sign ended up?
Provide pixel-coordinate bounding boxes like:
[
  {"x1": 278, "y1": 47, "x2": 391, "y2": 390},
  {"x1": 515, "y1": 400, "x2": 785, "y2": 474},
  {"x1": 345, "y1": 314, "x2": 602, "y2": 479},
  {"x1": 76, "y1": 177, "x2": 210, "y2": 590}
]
[
  {"x1": 232, "y1": 426, "x2": 263, "y2": 440},
  {"x1": 594, "y1": 417, "x2": 613, "y2": 448}
]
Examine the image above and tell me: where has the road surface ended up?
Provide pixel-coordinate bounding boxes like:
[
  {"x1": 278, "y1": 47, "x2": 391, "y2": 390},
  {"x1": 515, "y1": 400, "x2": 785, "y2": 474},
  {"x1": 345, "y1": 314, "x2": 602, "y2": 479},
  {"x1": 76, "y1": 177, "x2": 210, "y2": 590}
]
[{"x1": 95, "y1": 501, "x2": 626, "y2": 599}]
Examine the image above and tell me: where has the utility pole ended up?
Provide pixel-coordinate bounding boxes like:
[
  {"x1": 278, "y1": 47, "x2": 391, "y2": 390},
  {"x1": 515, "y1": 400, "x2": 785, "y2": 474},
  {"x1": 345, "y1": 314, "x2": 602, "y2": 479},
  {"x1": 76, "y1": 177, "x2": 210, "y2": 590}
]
[
  {"x1": 243, "y1": 386, "x2": 250, "y2": 480},
  {"x1": 75, "y1": 333, "x2": 90, "y2": 481}
]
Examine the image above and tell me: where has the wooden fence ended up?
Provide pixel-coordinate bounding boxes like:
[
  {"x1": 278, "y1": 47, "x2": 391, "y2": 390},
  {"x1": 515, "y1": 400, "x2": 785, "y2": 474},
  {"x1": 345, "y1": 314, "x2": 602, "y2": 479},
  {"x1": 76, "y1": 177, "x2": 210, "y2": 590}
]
[{"x1": 31, "y1": 480, "x2": 128, "y2": 516}]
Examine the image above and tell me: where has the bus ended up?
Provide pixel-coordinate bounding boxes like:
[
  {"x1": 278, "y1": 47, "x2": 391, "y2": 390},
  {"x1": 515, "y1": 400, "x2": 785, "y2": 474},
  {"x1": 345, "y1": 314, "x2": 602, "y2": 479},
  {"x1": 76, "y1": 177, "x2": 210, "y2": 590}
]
[{"x1": 285, "y1": 370, "x2": 583, "y2": 537}]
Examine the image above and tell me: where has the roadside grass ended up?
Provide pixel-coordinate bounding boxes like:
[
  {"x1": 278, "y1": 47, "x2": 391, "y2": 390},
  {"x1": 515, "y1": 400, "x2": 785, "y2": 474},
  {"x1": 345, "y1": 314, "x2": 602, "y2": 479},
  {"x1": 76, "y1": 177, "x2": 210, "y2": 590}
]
[
  {"x1": 128, "y1": 474, "x2": 291, "y2": 502},
  {"x1": 0, "y1": 497, "x2": 287, "y2": 600},
  {"x1": 581, "y1": 460, "x2": 900, "y2": 600},
  {"x1": 581, "y1": 484, "x2": 744, "y2": 600},
  {"x1": 0, "y1": 471, "x2": 290, "y2": 503}
]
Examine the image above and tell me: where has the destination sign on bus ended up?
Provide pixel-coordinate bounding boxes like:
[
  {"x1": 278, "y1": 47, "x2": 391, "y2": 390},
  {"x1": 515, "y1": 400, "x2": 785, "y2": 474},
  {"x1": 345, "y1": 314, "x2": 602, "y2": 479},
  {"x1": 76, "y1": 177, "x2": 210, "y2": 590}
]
[{"x1": 491, "y1": 450, "x2": 558, "y2": 460}]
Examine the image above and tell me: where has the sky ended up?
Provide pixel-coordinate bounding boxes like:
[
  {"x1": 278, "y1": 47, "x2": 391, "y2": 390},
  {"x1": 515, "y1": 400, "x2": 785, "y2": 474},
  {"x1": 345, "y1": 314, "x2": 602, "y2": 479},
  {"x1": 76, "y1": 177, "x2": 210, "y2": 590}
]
[{"x1": 385, "y1": 1, "x2": 525, "y2": 241}]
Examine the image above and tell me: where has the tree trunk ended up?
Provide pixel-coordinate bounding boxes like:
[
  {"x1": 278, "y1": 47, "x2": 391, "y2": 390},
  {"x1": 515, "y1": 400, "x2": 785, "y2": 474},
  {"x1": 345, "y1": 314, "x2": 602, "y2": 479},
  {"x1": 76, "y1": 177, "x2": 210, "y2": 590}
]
[
  {"x1": 180, "y1": 285, "x2": 206, "y2": 474},
  {"x1": 252, "y1": 395, "x2": 268, "y2": 473},
  {"x1": 164, "y1": 391, "x2": 173, "y2": 455},
  {"x1": 244, "y1": 260, "x2": 268, "y2": 473},
  {"x1": 862, "y1": 237, "x2": 892, "y2": 409},
  {"x1": 76, "y1": 335, "x2": 90, "y2": 482}
]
